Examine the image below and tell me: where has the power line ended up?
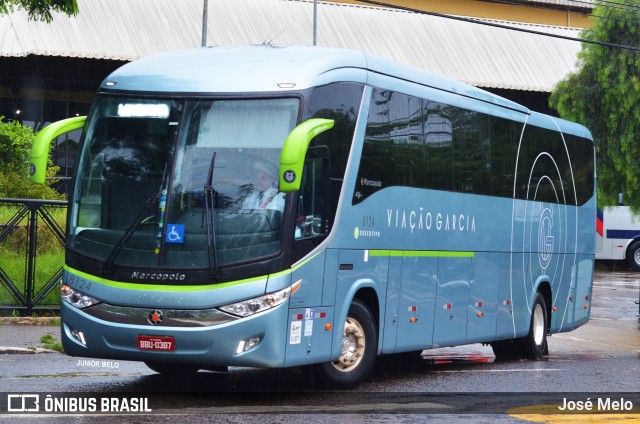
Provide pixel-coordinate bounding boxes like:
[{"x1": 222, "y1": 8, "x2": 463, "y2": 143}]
[
  {"x1": 486, "y1": 0, "x2": 640, "y2": 24},
  {"x1": 590, "y1": 0, "x2": 640, "y2": 12},
  {"x1": 561, "y1": 0, "x2": 640, "y2": 12},
  {"x1": 487, "y1": 0, "x2": 640, "y2": 14},
  {"x1": 353, "y1": 0, "x2": 640, "y2": 51}
]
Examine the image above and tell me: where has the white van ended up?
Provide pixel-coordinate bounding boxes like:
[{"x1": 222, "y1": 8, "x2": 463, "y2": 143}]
[{"x1": 596, "y1": 206, "x2": 640, "y2": 271}]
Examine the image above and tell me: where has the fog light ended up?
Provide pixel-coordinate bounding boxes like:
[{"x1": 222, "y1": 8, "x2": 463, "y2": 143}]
[
  {"x1": 71, "y1": 329, "x2": 87, "y2": 346},
  {"x1": 236, "y1": 336, "x2": 262, "y2": 354}
]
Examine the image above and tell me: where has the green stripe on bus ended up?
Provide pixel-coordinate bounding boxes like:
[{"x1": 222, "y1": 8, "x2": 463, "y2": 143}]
[
  {"x1": 63, "y1": 251, "x2": 321, "y2": 292},
  {"x1": 64, "y1": 265, "x2": 287, "y2": 292},
  {"x1": 369, "y1": 250, "x2": 474, "y2": 258}
]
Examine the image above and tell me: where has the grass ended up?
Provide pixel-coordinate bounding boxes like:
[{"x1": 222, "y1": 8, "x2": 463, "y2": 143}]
[
  {"x1": 42, "y1": 316, "x2": 61, "y2": 326},
  {"x1": 0, "y1": 203, "x2": 66, "y2": 310},
  {"x1": 0, "y1": 249, "x2": 64, "y2": 307},
  {"x1": 28, "y1": 333, "x2": 64, "y2": 353}
]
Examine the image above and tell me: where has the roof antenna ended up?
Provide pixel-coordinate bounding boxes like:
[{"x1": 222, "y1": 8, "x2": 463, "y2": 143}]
[{"x1": 263, "y1": 30, "x2": 284, "y2": 46}]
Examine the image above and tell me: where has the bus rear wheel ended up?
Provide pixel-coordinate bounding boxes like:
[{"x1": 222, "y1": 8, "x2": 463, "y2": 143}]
[
  {"x1": 313, "y1": 299, "x2": 377, "y2": 389},
  {"x1": 626, "y1": 240, "x2": 640, "y2": 271},
  {"x1": 515, "y1": 292, "x2": 548, "y2": 359},
  {"x1": 491, "y1": 339, "x2": 518, "y2": 361}
]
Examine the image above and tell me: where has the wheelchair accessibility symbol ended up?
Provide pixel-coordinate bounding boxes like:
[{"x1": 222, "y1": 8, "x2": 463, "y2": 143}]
[{"x1": 165, "y1": 224, "x2": 185, "y2": 244}]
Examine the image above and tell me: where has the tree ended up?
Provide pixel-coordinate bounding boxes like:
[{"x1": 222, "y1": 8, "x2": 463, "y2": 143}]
[
  {"x1": 549, "y1": 0, "x2": 640, "y2": 212},
  {"x1": 0, "y1": 0, "x2": 78, "y2": 22},
  {"x1": 0, "y1": 116, "x2": 64, "y2": 200}
]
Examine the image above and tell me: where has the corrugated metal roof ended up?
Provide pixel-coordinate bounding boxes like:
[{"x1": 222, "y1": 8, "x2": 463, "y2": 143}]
[{"x1": 0, "y1": 0, "x2": 584, "y2": 92}]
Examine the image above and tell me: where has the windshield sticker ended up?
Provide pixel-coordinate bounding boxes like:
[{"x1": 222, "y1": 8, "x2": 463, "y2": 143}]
[{"x1": 165, "y1": 224, "x2": 185, "y2": 244}]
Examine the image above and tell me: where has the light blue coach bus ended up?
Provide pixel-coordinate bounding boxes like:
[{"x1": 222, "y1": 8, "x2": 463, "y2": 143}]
[{"x1": 30, "y1": 45, "x2": 596, "y2": 388}]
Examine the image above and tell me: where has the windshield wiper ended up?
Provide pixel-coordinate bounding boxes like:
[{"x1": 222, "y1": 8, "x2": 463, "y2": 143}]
[
  {"x1": 101, "y1": 195, "x2": 159, "y2": 276},
  {"x1": 102, "y1": 165, "x2": 168, "y2": 276},
  {"x1": 203, "y1": 152, "x2": 221, "y2": 279}
]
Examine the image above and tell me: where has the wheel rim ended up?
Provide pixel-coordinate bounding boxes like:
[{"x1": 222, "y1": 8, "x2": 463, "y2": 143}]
[
  {"x1": 332, "y1": 316, "x2": 366, "y2": 372},
  {"x1": 634, "y1": 249, "x2": 640, "y2": 266},
  {"x1": 532, "y1": 303, "x2": 545, "y2": 346}
]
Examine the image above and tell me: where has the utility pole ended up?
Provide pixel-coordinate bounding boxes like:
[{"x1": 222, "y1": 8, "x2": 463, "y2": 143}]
[
  {"x1": 313, "y1": 0, "x2": 317, "y2": 45},
  {"x1": 202, "y1": 0, "x2": 208, "y2": 47}
]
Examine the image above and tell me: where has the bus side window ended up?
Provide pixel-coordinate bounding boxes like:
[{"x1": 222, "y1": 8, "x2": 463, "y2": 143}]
[{"x1": 296, "y1": 146, "x2": 330, "y2": 240}]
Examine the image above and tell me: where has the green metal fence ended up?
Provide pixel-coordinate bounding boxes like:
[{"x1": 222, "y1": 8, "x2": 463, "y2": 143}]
[{"x1": 0, "y1": 198, "x2": 67, "y2": 315}]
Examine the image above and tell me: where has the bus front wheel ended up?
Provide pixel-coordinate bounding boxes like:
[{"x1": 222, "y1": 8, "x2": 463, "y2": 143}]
[
  {"x1": 516, "y1": 292, "x2": 548, "y2": 359},
  {"x1": 626, "y1": 240, "x2": 640, "y2": 271},
  {"x1": 313, "y1": 299, "x2": 377, "y2": 389}
]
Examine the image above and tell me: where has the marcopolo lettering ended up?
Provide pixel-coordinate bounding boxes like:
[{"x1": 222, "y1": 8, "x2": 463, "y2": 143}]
[
  {"x1": 131, "y1": 271, "x2": 186, "y2": 281},
  {"x1": 361, "y1": 177, "x2": 382, "y2": 188}
]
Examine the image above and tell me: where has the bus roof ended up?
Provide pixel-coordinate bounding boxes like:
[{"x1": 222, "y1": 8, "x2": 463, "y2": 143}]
[
  {"x1": 100, "y1": 44, "x2": 529, "y2": 114},
  {"x1": 527, "y1": 110, "x2": 593, "y2": 139}
]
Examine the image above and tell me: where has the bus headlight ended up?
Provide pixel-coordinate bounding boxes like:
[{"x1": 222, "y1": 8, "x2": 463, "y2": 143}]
[
  {"x1": 219, "y1": 279, "x2": 301, "y2": 318},
  {"x1": 61, "y1": 284, "x2": 101, "y2": 309}
]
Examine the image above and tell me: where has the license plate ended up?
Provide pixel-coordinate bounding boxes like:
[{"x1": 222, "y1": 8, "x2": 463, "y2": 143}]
[{"x1": 137, "y1": 335, "x2": 175, "y2": 351}]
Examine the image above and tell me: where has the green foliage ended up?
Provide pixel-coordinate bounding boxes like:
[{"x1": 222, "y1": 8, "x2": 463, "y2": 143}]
[
  {"x1": 0, "y1": 0, "x2": 78, "y2": 22},
  {"x1": 550, "y1": 1, "x2": 640, "y2": 212},
  {"x1": 27, "y1": 334, "x2": 63, "y2": 352},
  {"x1": 0, "y1": 115, "x2": 32, "y2": 173},
  {"x1": 0, "y1": 116, "x2": 65, "y2": 199}
]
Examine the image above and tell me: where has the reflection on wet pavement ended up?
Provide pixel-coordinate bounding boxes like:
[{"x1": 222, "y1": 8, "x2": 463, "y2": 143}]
[
  {"x1": 592, "y1": 267, "x2": 640, "y2": 321},
  {"x1": 407, "y1": 267, "x2": 639, "y2": 366}
]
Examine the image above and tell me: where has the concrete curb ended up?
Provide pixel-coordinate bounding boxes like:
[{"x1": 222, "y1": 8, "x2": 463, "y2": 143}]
[
  {"x1": 0, "y1": 346, "x2": 58, "y2": 354},
  {"x1": 0, "y1": 317, "x2": 61, "y2": 354},
  {"x1": 0, "y1": 317, "x2": 60, "y2": 326}
]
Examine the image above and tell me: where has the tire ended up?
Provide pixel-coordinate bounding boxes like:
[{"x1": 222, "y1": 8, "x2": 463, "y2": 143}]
[
  {"x1": 145, "y1": 361, "x2": 199, "y2": 376},
  {"x1": 626, "y1": 240, "x2": 640, "y2": 271},
  {"x1": 313, "y1": 299, "x2": 377, "y2": 389},
  {"x1": 491, "y1": 339, "x2": 519, "y2": 361},
  {"x1": 516, "y1": 292, "x2": 548, "y2": 360}
]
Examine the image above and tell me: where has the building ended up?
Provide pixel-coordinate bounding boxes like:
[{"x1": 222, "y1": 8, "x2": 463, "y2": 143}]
[
  {"x1": 333, "y1": 0, "x2": 592, "y2": 27},
  {"x1": 0, "y1": 0, "x2": 593, "y2": 179}
]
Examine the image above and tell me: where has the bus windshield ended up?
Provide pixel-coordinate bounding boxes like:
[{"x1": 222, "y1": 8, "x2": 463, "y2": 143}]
[{"x1": 68, "y1": 95, "x2": 300, "y2": 272}]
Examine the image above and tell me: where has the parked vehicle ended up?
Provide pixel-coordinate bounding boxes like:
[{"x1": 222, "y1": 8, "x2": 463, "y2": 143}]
[
  {"x1": 596, "y1": 206, "x2": 640, "y2": 271},
  {"x1": 30, "y1": 45, "x2": 595, "y2": 388}
]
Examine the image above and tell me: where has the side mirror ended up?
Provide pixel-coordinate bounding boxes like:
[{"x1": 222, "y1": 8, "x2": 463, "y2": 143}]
[
  {"x1": 279, "y1": 118, "x2": 334, "y2": 192},
  {"x1": 30, "y1": 116, "x2": 86, "y2": 184}
]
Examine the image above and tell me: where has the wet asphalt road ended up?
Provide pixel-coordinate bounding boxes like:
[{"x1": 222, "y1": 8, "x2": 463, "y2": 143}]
[{"x1": 0, "y1": 265, "x2": 638, "y2": 422}]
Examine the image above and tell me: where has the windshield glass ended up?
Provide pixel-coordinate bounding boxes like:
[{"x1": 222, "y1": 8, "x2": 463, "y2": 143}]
[
  {"x1": 68, "y1": 95, "x2": 300, "y2": 271},
  {"x1": 166, "y1": 98, "x2": 299, "y2": 268}
]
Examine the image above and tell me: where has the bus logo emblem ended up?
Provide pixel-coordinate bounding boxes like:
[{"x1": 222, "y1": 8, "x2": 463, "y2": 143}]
[
  {"x1": 148, "y1": 310, "x2": 164, "y2": 326},
  {"x1": 538, "y1": 207, "x2": 554, "y2": 271},
  {"x1": 284, "y1": 170, "x2": 296, "y2": 183}
]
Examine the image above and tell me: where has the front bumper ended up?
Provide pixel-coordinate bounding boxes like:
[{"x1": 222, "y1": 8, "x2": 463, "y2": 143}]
[{"x1": 60, "y1": 299, "x2": 289, "y2": 368}]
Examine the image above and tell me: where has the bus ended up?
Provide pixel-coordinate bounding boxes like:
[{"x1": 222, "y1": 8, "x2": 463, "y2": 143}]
[
  {"x1": 30, "y1": 45, "x2": 596, "y2": 388},
  {"x1": 596, "y1": 206, "x2": 640, "y2": 271}
]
